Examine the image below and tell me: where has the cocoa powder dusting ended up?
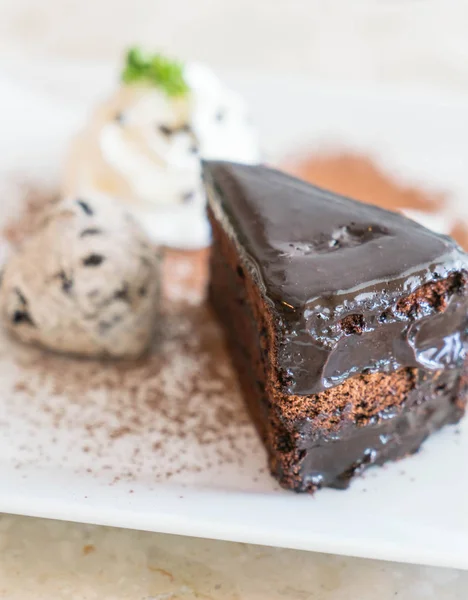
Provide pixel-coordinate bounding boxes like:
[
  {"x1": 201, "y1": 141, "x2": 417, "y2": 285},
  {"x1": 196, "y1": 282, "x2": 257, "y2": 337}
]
[{"x1": 1, "y1": 192, "x2": 266, "y2": 488}]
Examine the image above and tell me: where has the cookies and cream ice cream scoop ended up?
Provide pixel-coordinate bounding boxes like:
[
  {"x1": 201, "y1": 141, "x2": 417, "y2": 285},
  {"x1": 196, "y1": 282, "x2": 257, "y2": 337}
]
[
  {"x1": 63, "y1": 49, "x2": 260, "y2": 249},
  {"x1": 0, "y1": 194, "x2": 160, "y2": 358}
]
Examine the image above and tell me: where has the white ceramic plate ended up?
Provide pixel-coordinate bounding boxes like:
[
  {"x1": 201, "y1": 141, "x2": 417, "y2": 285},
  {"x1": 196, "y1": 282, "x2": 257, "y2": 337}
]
[{"x1": 0, "y1": 63, "x2": 468, "y2": 570}]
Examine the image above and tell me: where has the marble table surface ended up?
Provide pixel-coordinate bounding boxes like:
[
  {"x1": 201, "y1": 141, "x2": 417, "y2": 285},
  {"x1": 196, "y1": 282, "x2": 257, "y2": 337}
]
[{"x1": 0, "y1": 513, "x2": 467, "y2": 600}]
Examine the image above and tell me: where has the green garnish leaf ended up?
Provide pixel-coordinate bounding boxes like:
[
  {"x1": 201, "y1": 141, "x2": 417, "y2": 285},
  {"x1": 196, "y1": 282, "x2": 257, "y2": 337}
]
[{"x1": 121, "y1": 47, "x2": 189, "y2": 98}]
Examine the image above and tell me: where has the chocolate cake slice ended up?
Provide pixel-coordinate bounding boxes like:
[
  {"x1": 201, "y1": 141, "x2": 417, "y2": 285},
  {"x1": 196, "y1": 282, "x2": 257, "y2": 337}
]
[{"x1": 204, "y1": 161, "x2": 468, "y2": 492}]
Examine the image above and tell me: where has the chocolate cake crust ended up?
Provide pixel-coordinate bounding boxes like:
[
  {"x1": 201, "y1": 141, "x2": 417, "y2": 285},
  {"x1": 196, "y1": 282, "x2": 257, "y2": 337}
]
[
  {"x1": 205, "y1": 161, "x2": 468, "y2": 395},
  {"x1": 205, "y1": 161, "x2": 468, "y2": 492}
]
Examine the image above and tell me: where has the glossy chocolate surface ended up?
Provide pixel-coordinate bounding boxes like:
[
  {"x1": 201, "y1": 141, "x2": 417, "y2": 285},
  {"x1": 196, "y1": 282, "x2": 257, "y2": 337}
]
[
  {"x1": 291, "y1": 368, "x2": 466, "y2": 490},
  {"x1": 204, "y1": 161, "x2": 468, "y2": 395}
]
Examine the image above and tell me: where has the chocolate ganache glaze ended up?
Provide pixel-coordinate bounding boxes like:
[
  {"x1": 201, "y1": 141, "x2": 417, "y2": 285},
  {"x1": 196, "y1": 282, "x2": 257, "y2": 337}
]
[{"x1": 204, "y1": 161, "x2": 468, "y2": 396}]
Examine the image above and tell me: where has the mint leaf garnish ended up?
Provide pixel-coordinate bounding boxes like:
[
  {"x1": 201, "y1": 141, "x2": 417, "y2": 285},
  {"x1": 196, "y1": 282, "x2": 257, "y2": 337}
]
[{"x1": 121, "y1": 47, "x2": 189, "y2": 98}]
